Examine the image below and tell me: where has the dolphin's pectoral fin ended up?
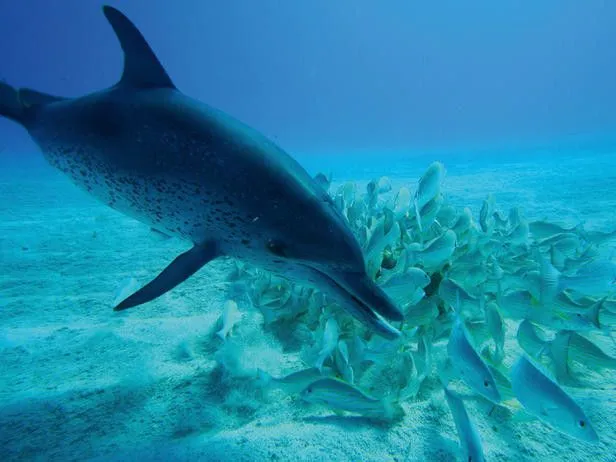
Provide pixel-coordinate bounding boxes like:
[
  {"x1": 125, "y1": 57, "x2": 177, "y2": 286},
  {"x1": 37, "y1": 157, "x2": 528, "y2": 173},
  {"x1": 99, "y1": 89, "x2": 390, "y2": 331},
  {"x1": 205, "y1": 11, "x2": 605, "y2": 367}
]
[
  {"x1": 102, "y1": 5, "x2": 175, "y2": 90},
  {"x1": 114, "y1": 241, "x2": 218, "y2": 311}
]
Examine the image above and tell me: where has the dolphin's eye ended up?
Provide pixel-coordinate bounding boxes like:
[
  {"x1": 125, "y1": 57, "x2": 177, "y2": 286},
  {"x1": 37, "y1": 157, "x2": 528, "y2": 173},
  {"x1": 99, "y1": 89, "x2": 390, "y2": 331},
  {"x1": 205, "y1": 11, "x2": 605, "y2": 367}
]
[
  {"x1": 266, "y1": 240, "x2": 287, "y2": 258},
  {"x1": 484, "y1": 380, "x2": 490, "y2": 387},
  {"x1": 579, "y1": 420, "x2": 586, "y2": 428}
]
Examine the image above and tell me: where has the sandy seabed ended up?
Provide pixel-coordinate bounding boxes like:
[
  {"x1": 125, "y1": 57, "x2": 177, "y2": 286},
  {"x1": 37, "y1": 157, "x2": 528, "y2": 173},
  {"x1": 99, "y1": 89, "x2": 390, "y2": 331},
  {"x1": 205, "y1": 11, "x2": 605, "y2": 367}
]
[{"x1": 0, "y1": 153, "x2": 615, "y2": 461}]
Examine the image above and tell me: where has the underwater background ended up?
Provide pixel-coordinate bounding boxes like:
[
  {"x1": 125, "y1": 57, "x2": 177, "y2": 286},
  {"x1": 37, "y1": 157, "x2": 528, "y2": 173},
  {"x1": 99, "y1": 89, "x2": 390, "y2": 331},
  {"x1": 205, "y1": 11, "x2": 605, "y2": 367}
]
[{"x1": 1, "y1": 1, "x2": 615, "y2": 461}]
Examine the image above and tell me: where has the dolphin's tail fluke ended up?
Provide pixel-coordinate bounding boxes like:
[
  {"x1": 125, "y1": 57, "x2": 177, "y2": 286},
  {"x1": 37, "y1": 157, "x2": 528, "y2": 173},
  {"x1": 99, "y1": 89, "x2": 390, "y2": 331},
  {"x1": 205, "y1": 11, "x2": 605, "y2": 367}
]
[
  {"x1": 0, "y1": 81, "x2": 25, "y2": 125},
  {"x1": 0, "y1": 82, "x2": 65, "y2": 126}
]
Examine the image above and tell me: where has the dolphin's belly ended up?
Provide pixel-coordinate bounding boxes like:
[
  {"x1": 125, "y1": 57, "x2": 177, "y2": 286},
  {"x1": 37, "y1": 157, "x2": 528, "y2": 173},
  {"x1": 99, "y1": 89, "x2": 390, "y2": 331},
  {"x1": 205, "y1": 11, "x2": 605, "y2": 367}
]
[
  {"x1": 27, "y1": 87, "x2": 339, "y2": 259},
  {"x1": 41, "y1": 141, "x2": 235, "y2": 244}
]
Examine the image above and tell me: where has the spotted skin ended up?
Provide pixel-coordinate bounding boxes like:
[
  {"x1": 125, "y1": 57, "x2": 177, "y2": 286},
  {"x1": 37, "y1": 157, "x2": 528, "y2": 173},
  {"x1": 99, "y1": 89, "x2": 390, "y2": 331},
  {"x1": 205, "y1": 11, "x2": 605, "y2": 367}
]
[{"x1": 0, "y1": 6, "x2": 403, "y2": 338}]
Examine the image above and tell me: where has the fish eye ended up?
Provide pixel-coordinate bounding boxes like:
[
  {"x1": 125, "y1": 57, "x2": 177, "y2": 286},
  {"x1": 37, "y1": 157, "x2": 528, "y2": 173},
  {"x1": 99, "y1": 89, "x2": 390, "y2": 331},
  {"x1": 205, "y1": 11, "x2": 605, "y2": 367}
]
[
  {"x1": 579, "y1": 420, "x2": 586, "y2": 428},
  {"x1": 483, "y1": 379, "x2": 490, "y2": 387}
]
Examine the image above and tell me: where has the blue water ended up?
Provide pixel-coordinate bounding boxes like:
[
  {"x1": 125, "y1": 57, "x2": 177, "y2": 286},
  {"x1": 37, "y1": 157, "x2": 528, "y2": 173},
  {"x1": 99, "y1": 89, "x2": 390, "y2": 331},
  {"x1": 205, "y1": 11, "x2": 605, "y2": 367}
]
[
  {"x1": 1, "y1": 150, "x2": 615, "y2": 461},
  {"x1": 1, "y1": 2, "x2": 616, "y2": 461}
]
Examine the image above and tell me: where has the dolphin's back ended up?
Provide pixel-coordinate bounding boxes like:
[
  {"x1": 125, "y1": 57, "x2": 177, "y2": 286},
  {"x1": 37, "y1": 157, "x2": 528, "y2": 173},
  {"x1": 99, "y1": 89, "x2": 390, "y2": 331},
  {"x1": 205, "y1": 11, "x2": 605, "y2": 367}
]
[
  {"x1": 0, "y1": 4, "x2": 328, "y2": 248},
  {"x1": 25, "y1": 86, "x2": 326, "y2": 244},
  {"x1": 0, "y1": 5, "x2": 404, "y2": 338}
]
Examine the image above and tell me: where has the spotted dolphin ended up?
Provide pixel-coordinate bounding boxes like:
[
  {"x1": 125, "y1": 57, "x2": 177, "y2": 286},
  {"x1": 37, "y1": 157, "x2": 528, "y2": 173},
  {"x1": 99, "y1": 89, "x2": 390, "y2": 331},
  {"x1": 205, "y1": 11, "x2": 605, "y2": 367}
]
[{"x1": 0, "y1": 6, "x2": 402, "y2": 338}]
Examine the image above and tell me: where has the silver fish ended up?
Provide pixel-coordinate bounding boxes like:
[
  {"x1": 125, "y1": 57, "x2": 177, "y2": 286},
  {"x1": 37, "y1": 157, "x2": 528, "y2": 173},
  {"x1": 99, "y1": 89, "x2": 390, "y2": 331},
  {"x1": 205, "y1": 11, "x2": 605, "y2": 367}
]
[
  {"x1": 448, "y1": 315, "x2": 501, "y2": 403},
  {"x1": 440, "y1": 278, "x2": 483, "y2": 319},
  {"x1": 542, "y1": 258, "x2": 616, "y2": 298},
  {"x1": 582, "y1": 228, "x2": 616, "y2": 246},
  {"x1": 379, "y1": 267, "x2": 430, "y2": 310},
  {"x1": 517, "y1": 319, "x2": 550, "y2": 359},
  {"x1": 497, "y1": 289, "x2": 537, "y2": 320},
  {"x1": 216, "y1": 299, "x2": 242, "y2": 340},
  {"x1": 417, "y1": 193, "x2": 445, "y2": 232},
  {"x1": 443, "y1": 387, "x2": 485, "y2": 462},
  {"x1": 313, "y1": 172, "x2": 332, "y2": 192},
  {"x1": 301, "y1": 378, "x2": 403, "y2": 421},
  {"x1": 392, "y1": 186, "x2": 412, "y2": 219},
  {"x1": 529, "y1": 221, "x2": 584, "y2": 240},
  {"x1": 407, "y1": 230, "x2": 456, "y2": 270},
  {"x1": 257, "y1": 366, "x2": 334, "y2": 394},
  {"x1": 485, "y1": 302, "x2": 505, "y2": 363},
  {"x1": 554, "y1": 330, "x2": 616, "y2": 372},
  {"x1": 315, "y1": 317, "x2": 339, "y2": 371},
  {"x1": 415, "y1": 161, "x2": 445, "y2": 209},
  {"x1": 404, "y1": 298, "x2": 439, "y2": 328},
  {"x1": 479, "y1": 193, "x2": 496, "y2": 234},
  {"x1": 511, "y1": 355, "x2": 599, "y2": 441}
]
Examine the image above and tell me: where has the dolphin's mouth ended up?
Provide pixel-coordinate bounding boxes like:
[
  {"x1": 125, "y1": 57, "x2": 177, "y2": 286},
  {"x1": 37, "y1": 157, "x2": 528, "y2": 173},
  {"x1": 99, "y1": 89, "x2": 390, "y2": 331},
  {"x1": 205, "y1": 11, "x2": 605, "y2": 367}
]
[{"x1": 304, "y1": 265, "x2": 402, "y2": 339}]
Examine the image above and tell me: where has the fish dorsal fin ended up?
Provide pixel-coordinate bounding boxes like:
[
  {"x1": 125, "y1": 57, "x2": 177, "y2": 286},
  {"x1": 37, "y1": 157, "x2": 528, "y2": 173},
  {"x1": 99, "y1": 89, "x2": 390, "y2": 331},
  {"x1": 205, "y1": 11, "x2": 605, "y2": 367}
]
[
  {"x1": 18, "y1": 88, "x2": 65, "y2": 109},
  {"x1": 102, "y1": 6, "x2": 175, "y2": 89}
]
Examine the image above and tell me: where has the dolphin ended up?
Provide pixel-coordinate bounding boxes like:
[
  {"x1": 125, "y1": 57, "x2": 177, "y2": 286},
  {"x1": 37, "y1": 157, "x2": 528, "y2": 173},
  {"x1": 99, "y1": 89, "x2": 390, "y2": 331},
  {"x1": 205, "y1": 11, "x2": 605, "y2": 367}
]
[{"x1": 0, "y1": 6, "x2": 403, "y2": 338}]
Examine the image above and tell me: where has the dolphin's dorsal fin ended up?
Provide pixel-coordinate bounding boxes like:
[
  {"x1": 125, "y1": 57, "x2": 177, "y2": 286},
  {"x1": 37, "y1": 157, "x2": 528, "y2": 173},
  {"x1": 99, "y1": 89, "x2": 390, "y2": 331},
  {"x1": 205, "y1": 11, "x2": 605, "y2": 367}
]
[
  {"x1": 19, "y1": 89, "x2": 66, "y2": 108},
  {"x1": 102, "y1": 5, "x2": 175, "y2": 89}
]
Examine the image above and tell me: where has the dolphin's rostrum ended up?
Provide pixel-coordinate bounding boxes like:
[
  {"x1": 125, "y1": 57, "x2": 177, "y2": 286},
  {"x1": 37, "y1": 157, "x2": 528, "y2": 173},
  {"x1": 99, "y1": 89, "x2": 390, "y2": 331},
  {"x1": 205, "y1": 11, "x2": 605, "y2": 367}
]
[{"x1": 0, "y1": 6, "x2": 403, "y2": 338}]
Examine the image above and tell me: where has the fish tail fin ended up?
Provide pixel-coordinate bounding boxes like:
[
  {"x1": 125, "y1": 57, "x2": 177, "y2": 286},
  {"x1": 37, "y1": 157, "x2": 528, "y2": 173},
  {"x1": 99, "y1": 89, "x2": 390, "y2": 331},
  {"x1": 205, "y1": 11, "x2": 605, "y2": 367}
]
[
  {"x1": 550, "y1": 245, "x2": 566, "y2": 270},
  {"x1": 256, "y1": 368, "x2": 273, "y2": 387},
  {"x1": 215, "y1": 327, "x2": 227, "y2": 341},
  {"x1": 414, "y1": 197, "x2": 423, "y2": 234},
  {"x1": 403, "y1": 249, "x2": 419, "y2": 270},
  {"x1": 381, "y1": 395, "x2": 405, "y2": 422},
  {"x1": 494, "y1": 342, "x2": 505, "y2": 364},
  {"x1": 436, "y1": 358, "x2": 455, "y2": 388},
  {"x1": 454, "y1": 288, "x2": 462, "y2": 316},
  {"x1": 539, "y1": 255, "x2": 560, "y2": 303},
  {"x1": 341, "y1": 363, "x2": 355, "y2": 384},
  {"x1": 432, "y1": 219, "x2": 442, "y2": 232},
  {"x1": 536, "y1": 342, "x2": 550, "y2": 359},
  {"x1": 589, "y1": 297, "x2": 605, "y2": 329},
  {"x1": 315, "y1": 352, "x2": 327, "y2": 373},
  {"x1": 398, "y1": 352, "x2": 419, "y2": 401},
  {"x1": 551, "y1": 346, "x2": 570, "y2": 382}
]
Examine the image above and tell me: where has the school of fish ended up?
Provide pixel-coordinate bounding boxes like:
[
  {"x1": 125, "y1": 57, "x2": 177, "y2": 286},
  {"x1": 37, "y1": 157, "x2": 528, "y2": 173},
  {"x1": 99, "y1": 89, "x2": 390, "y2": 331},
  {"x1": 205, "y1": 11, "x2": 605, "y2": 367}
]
[{"x1": 211, "y1": 161, "x2": 615, "y2": 460}]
